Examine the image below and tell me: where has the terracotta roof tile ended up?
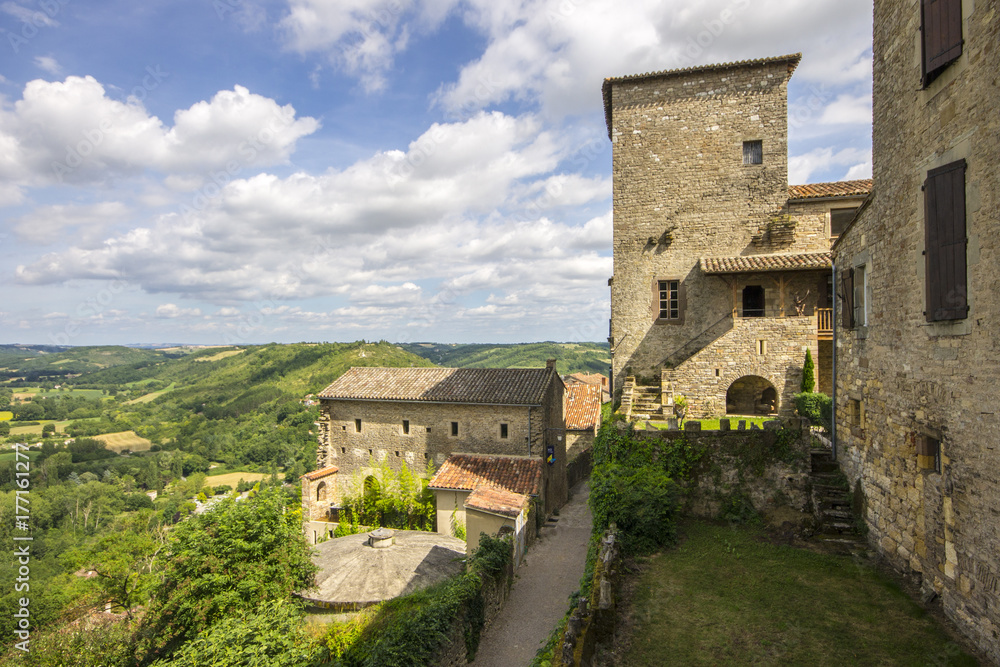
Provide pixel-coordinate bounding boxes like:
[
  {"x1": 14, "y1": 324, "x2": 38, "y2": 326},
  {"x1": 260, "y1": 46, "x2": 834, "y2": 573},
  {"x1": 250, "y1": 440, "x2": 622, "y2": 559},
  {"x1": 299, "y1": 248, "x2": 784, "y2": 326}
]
[
  {"x1": 318, "y1": 367, "x2": 555, "y2": 405},
  {"x1": 602, "y1": 53, "x2": 802, "y2": 139},
  {"x1": 464, "y1": 486, "x2": 528, "y2": 519},
  {"x1": 303, "y1": 465, "x2": 339, "y2": 481},
  {"x1": 700, "y1": 252, "x2": 832, "y2": 275},
  {"x1": 565, "y1": 383, "x2": 601, "y2": 432},
  {"x1": 565, "y1": 373, "x2": 608, "y2": 388},
  {"x1": 428, "y1": 454, "x2": 542, "y2": 496},
  {"x1": 788, "y1": 180, "x2": 872, "y2": 200}
]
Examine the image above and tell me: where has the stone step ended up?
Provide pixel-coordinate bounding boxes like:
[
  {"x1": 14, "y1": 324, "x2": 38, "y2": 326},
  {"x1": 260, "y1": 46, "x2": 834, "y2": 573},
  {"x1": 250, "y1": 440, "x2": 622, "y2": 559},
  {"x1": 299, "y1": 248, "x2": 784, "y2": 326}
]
[
  {"x1": 812, "y1": 462, "x2": 840, "y2": 474},
  {"x1": 821, "y1": 509, "x2": 853, "y2": 520}
]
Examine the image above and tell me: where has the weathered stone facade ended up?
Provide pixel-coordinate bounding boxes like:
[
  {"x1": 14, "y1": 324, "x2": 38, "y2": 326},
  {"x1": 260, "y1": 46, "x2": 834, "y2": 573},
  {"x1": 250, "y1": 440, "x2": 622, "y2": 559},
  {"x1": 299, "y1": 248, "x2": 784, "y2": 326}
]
[
  {"x1": 833, "y1": 0, "x2": 1000, "y2": 661},
  {"x1": 314, "y1": 366, "x2": 568, "y2": 518},
  {"x1": 604, "y1": 55, "x2": 865, "y2": 418}
]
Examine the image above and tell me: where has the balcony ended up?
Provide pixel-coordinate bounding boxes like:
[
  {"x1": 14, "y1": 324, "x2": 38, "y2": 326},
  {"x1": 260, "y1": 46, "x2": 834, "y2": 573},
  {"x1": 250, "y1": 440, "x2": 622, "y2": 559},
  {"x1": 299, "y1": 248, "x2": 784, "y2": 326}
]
[{"x1": 817, "y1": 308, "x2": 833, "y2": 340}]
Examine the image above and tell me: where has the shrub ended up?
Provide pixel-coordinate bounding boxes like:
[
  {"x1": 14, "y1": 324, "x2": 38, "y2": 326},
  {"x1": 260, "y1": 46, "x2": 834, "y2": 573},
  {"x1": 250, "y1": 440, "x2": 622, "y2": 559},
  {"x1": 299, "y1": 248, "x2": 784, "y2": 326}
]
[
  {"x1": 793, "y1": 392, "x2": 832, "y2": 430},
  {"x1": 801, "y1": 348, "x2": 816, "y2": 393},
  {"x1": 590, "y1": 463, "x2": 681, "y2": 556}
]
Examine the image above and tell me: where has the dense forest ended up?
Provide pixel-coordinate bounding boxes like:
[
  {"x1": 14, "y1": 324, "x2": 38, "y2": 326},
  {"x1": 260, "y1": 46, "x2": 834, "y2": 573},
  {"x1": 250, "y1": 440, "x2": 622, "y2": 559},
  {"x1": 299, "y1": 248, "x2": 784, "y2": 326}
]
[{"x1": 0, "y1": 340, "x2": 610, "y2": 664}]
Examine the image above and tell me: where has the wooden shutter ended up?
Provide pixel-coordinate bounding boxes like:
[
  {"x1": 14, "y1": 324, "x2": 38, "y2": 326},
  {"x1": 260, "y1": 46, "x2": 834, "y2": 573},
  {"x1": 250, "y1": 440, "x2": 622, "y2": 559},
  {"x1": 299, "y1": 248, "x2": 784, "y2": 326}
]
[
  {"x1": 840, "y1": 267, "x2": 855, "y2": 329},
  {"x1": 924, "y1": 160, "x2": 968, "y2": 321},
  {"x1": 922, "y1": 0, "x2": 963, "y2": 86}
]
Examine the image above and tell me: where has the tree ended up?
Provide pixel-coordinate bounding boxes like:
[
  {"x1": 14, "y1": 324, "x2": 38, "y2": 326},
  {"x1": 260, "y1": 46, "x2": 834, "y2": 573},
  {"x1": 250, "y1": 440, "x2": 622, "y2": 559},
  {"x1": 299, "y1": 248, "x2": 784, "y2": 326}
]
[
  {"x1": 42, "y1": 422, "x2": 56, "y2": 436},
  {"x1": 801, "y1": 348, "x2": 816, "y2": 393},
  {"x1": 84, "y1": 511, "x2": 166, "y2": 618},
  {"x1": 141, "y1": 487, "x2": 317, "y2": 658}
]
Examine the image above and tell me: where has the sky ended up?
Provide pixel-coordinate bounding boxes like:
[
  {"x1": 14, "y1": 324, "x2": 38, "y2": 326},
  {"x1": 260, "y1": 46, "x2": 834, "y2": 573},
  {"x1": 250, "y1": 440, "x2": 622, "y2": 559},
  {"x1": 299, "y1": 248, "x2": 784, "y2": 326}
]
[{"x1": 0, "y1": 0, "x2": 874, "y2": 347}]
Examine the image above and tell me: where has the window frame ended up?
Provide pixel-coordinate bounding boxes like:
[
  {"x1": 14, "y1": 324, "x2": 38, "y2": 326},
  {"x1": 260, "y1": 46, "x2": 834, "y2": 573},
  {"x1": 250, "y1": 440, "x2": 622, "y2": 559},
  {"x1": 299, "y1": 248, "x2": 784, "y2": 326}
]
[
  {"x1": 500, "y1": 423, "x2": 509, "y2": 439},
  {"x1": 450, "y1": 421, "x2": 459, "y2": 437},
  {"x1": 653, "y1": 278, "x2": 685, "y2": 324},
  {"x1": 742, "y1": 140, "x2": 763, "y2": 165},
  {"x1": 829, "y1": 207, "x2": 858, "y2": 239}
]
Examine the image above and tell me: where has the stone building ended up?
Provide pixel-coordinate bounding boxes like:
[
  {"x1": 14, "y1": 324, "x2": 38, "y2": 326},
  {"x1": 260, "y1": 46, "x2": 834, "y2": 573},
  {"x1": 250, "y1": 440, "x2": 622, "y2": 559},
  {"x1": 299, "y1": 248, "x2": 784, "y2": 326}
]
[
  {"x1": 428, "y1": 453, "x2": 542, "y2": 563},
  {"x1": 564, "y1": 381, "x2": 601, "y2": 461},
  {"x1": 832, "y1": 0, "x2": 999, "y2": 660},
  {"x1": 303, "y1": 363, "x2": 567, "y2": 540},
  {"x1": 603, "y1": 54, "x2": 869, "y2": 419}
]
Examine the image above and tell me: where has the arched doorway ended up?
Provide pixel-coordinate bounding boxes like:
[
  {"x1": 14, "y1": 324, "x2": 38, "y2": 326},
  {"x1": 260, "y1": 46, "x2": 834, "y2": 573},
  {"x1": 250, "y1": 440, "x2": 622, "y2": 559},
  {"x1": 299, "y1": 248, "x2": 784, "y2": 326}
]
[
  {"x1": 316, "y1": 480, "x2": 327, "y2": 504},
  {"x1": 726, "y1": 375, "x2": 778, "y2": 415}
]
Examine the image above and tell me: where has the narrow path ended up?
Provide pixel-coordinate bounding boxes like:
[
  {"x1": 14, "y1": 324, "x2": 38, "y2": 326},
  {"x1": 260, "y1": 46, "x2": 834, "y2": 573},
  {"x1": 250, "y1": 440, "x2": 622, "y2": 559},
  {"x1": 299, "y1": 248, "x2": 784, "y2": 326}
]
[{"x1": 471, "y1": 481, "x2": 592, "y2": 667}]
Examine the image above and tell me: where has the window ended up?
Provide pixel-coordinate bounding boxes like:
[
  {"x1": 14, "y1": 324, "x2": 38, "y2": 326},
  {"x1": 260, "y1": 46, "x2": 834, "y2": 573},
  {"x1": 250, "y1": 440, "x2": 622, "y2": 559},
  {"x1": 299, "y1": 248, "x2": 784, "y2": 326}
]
[
  {"x1": 451, "y1": 421, "x2": 459, "y2": 437},
  {"x1": 757, "y1": 340, "x2": 767, "y2": 355},
  {"x1": 924, "y1": 159, "x2": 968, "y2": 321},
  {"x1": 830, "y1": 207, "x2": 858, "y2": 238},
  {"x1": 426, "y1": 426, "x2": 432, "y2": 433},
  {"x1": 402, "y1": 419, "x2": 409, "y2": 435},
  {"x1": 340, "y1": 447, "x2": 345, "y2": 454},
  {"x1": 847, "y1": 399, "x2": 864, "y2": 429},
  {"x1": 500, "y1": 423, "x2": 509, "y2": 439},
  {"x1": 354, "y1": 419, "x2": 362, "y2": 433},
  {"x1": 742, "y1": 285, "x2": 765, "y2": 317},
  {"x1": 743, "y1": 140, "x2": 762, "y2": 165},
  {"x1": 657, "y1": 280, "x2": 681, "y2": 321},
  {"x1": 917, "y1": 435, "x2": 941, "y2": 472},
  {"x1": 853, "y1": 265, "x2": 867, "y2": 327},
  {"x1": 921, "y1": 0, "x2": 963, "y2": 87}
]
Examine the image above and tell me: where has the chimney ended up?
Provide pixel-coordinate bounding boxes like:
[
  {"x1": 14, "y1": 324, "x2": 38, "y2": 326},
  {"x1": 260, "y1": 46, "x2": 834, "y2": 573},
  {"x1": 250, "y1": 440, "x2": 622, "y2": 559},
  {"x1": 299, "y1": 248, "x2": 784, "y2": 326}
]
[{"x1": 546, "y1": 358, "x2": 556, "y2": 370}]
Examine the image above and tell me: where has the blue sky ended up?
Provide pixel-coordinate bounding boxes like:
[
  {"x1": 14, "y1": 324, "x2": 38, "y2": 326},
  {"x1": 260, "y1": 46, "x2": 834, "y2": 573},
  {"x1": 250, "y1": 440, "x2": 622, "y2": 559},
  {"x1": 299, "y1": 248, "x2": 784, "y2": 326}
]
[{"x1": 0, "y1": 0, "x2": 873, "y2": 347}]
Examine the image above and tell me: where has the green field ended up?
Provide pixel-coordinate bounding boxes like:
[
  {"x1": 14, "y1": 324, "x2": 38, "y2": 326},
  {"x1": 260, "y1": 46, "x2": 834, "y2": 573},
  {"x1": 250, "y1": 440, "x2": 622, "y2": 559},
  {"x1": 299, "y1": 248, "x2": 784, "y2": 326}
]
[
  {"x1": 620, "y1": 521, "x2": 976, "y2": 666},
  {"x1": 126, "y1": 382, "x2": 177, "y2": 404}
]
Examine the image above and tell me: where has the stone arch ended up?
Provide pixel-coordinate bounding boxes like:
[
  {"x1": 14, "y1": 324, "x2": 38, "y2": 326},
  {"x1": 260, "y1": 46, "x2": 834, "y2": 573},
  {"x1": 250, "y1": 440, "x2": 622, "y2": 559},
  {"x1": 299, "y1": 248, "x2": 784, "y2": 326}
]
[
  {"x1": 726, "y1": 375, "x2": 779, "y2": 415},
  {"x1": 316, "y1": 480, "x2": 327, "y2": 504}
]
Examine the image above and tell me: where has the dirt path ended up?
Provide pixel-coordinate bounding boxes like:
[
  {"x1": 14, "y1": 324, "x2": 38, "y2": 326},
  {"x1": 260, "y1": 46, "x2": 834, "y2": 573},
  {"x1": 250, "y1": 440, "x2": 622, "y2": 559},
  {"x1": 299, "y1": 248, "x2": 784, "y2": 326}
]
[{"x1": 471, "y1": 481, "x2": 592, "y2": 667}]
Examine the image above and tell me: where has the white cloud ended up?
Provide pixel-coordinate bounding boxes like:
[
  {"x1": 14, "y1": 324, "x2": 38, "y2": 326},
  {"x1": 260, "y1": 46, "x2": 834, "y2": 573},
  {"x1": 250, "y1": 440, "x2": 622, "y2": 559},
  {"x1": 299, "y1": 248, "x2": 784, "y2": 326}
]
[
  {"x1": 34, "y1": 55, "x2": 61, "y2": 75},
  {"x1": 817, "y1": 93, "x2": 873, "y2": 126},
  {"x1": 155, "y1": 304, "x2": 202, "y2": 318},
  {"x1": 433, "y1": 0, "x2": 873, "y2": 119},
  {"x1": 0, "y1": 76, "x2": 319, "y2": 188},
  {"x1": 789, "y1": 146, "x2": 871, "y2": 183},
  {"x1": 13, "y1": 202, "x2": 131, "y2": 245},
  {"x1": 1, "y1": 1, "x2": 58, "y2": 27}
]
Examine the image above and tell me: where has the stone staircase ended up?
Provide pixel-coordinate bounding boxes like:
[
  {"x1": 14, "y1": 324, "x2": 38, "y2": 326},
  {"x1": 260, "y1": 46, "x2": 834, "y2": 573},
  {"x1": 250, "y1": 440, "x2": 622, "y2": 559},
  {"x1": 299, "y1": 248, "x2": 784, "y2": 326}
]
[
  {"x1": 809, "y1": 448, "x2": 868, "y2": 555},
  {"x1": 629, "y1": 386, "x2": 663, "y2": 419}
]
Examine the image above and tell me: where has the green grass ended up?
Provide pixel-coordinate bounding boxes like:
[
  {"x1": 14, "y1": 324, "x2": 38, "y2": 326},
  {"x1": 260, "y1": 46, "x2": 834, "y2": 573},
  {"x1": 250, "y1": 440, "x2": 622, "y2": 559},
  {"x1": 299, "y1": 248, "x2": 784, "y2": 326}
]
[
  {"x1": 647, "y1": 417, "x2": 775, "y2": 430},
  {"x1": 126, "y1": 382, "x2": 177, "y2": 404},
  {"x1": 0, "y1": 450, "x2": 41, "y2": 462},
  {"x1": 621, "y1": 521, "x2": 977, "y2": 666}
]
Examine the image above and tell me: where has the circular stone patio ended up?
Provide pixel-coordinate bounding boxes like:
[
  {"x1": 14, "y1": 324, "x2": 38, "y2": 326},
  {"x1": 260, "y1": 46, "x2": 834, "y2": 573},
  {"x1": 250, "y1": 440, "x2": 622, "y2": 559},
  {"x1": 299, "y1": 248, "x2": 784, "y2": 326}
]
[{"x1": 298, "y1": 529, "x2": 467, "y2": 611}]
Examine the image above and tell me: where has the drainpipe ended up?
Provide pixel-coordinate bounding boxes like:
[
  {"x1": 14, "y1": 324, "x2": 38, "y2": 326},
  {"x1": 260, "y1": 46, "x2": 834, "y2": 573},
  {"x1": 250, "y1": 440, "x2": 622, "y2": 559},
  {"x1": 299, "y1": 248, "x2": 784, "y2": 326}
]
[{"x1": 831, "y1": 262, "x2": 838, "y2": 460}]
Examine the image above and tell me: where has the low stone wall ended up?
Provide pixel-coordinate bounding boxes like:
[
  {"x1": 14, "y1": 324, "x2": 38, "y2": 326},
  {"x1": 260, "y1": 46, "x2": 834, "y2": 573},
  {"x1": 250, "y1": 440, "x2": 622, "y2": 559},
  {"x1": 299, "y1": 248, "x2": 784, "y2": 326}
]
[
  {"x1": 553, "y1": 528, "x2": 620, "y2": 667},
  {"x1": 434, "y1": 553, "x2": 515, "y2": 666},
  {"x1": 637, "y1": 421, "x2": 814, "y2": 523}
]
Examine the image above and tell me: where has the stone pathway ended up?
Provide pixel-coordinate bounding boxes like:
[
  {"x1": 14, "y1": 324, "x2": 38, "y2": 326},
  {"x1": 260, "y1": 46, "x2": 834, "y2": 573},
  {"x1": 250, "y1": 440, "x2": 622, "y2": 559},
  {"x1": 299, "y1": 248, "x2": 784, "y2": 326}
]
[{"x1": 471, "y1": 481, "x2": 592, "y2": 667}]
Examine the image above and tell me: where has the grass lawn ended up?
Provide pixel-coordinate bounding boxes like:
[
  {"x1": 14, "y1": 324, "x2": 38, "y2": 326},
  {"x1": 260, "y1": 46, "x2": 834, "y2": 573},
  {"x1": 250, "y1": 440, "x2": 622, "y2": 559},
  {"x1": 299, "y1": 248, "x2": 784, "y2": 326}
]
[
  {"x1": 126, "y1": 382, "x2": 177, "y2": 404},
  {"x1": 647, "y1": 417, "x2": 776, "y2": 430},
  {"x1": 620, "y1": 521, "x2": 977, "y2": 666}
]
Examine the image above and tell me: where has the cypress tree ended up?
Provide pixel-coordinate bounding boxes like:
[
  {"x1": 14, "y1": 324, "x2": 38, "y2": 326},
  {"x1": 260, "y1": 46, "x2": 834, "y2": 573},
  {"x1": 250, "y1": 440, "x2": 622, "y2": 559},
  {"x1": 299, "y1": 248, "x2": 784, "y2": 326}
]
[{"x1": 801, "y1": 348, "x2": 816, "y2": 393}]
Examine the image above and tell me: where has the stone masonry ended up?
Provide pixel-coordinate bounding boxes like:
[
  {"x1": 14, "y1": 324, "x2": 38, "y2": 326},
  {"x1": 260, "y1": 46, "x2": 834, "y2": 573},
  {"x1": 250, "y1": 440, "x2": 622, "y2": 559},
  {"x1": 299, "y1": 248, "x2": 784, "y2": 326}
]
[
  {"x1": 604, "y1": 54, "x2": 865, "y2": 417},
  {"x1": 833, "y1": 0, "x2": 1000, "y2": 661}
]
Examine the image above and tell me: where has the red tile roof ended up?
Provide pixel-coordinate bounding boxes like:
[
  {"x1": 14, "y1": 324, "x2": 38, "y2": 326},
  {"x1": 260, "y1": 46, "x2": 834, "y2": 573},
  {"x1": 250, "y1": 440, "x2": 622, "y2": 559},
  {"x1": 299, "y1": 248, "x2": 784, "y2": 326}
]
[
  {"x1": 465, "y1": 486, "x2": 528, "y2": 519},
  {"x1": 788, "y1": 180, "x2": 872, "y2": 200},
  {"x1": 602, "y1": 53, "x2": 802, "y2": 139},
  {"x1": 318, "y1": 367, "x2": 556, "y2": 406},
  {"x1": 565, "y1": 383, "x2": 601, "y2": 432},
  {"x1": 428, "y1": 454, "x2": 542, "y2": 496},
  {"x1": 303, "y1": 465, "x2": 339, "y2": 481},
  {"x1": 565, "y1": 373, "x2": 608, "y2": 389},
  {"x1": 700, "y1": 251, "x2": 832, "y2": 275}
]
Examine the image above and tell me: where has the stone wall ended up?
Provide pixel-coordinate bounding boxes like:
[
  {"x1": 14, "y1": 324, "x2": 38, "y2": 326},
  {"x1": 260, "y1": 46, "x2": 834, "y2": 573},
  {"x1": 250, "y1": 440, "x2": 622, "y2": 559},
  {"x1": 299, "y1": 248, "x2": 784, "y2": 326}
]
[
  {"x1": 662, "y1": 315, "x2": 819, "y2": 418},
  {"x1": 608, "y1": 57, "x2": 817, "y2": 392},
  {"x1": 833, "y1": 0, "x2": 1000, "y2": 661}
]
